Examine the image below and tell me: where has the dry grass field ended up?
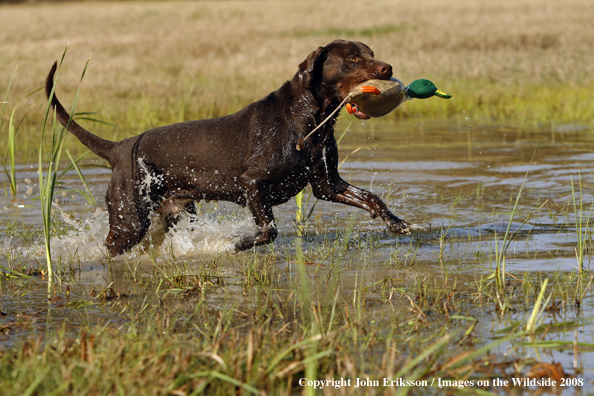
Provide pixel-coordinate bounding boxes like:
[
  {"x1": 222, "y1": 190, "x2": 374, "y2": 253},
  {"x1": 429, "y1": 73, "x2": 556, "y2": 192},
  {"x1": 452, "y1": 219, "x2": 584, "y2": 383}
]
[{"x1": 1, "y1": 0, "x2": 593, "y2": 158}]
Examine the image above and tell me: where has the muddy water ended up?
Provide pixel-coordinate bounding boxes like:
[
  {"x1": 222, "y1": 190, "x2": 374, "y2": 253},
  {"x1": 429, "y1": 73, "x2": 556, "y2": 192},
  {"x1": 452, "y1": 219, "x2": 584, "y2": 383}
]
[{"x1": 1, "y1": 121, "x2": 594, "y2": 390}]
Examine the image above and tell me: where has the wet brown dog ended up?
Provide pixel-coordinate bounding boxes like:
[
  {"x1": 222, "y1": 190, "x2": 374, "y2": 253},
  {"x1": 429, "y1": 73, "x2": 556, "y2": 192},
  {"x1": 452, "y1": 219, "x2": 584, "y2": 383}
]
[{"x1": 45, "y1": 40, "x2": 412, "y2": 256}]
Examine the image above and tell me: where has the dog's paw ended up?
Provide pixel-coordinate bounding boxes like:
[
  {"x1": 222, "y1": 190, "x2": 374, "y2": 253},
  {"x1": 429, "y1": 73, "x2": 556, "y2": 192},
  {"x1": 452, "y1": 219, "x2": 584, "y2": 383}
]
[
  {"x1": 234, "y1": 236, "x2": 256, "y2": 252},
  {"x1": 386, "y1": 219, "x2": 424, "y2": 234},
  {"x1": 234, "y1": 226, "x2": 278, "y2": 252}
]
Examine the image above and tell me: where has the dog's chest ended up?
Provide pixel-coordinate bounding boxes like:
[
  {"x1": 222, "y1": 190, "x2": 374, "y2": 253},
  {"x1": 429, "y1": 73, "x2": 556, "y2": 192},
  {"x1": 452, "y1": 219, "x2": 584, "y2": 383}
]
[{"x1": 264, "y1": 164, "x2": 311, "y2": 206}]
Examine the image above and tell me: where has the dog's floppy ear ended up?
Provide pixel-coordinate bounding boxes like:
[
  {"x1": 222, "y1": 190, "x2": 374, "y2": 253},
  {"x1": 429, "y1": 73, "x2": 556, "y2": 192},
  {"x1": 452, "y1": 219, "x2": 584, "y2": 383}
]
[{"x1": 297, "y1": 46, "x2": 328, "y2": 89}]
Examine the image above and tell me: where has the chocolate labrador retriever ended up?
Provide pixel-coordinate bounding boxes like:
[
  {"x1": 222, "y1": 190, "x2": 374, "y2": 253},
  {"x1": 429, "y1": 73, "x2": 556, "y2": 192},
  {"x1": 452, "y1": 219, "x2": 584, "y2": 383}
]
[{"x1": 45, "y1": 40, "x2": 412, "y2": 256}]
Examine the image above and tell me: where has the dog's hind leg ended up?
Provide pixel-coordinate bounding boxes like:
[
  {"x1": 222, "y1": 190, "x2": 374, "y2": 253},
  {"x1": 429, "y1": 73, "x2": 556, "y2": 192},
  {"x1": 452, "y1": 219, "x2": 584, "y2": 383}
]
[
  {"x1": 157, "y1": 199, "x2": 197, "y2": 231},
  {"x1": 104, "y1": 176, "x2": 151, "y2": 256},
  {"x1": 235, "y1": 180, "x2": 278, "y2": 251}
]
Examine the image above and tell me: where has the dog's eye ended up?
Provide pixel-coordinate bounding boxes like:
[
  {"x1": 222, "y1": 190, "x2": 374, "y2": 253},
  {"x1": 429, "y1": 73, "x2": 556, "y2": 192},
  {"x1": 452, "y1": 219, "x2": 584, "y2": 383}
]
[{"x1": 347, "y1": 55, "x2": 359, "y2": 62}]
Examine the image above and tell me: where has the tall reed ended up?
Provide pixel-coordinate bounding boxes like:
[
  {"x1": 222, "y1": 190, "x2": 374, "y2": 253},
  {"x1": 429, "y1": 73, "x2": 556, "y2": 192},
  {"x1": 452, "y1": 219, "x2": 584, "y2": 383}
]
[
  {"x1": 1, "y1": 68, "x2": 17, "y2": 196},
  {"x1": 39, "y1": 49, "x2": 91, "y2": 283},
  {"x1": 493, "y1": 132, "x2": 543, "y2": 311},
  {"x1": 0, "y1": 67, "x2": 40, "y2": 197},
  {"x1": 570, "y1": 173, "x2": 593, "y2": 273}
]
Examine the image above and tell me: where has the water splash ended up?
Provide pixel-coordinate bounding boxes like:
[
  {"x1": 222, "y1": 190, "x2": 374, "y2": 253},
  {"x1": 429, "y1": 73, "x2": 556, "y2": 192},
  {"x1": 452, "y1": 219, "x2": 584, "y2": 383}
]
[
  {"x1": 1, "y1": 204, "x2": 257, "y2": 263},
  {"x1": 53, "y1": 208, "x2": 257, "y2": 261},
  {"x1": 145, "y1": 212, "x2": 256, "y2": 257},
  {"x1": 50, "y1": 209, "x2": 111, "y2": 261}
]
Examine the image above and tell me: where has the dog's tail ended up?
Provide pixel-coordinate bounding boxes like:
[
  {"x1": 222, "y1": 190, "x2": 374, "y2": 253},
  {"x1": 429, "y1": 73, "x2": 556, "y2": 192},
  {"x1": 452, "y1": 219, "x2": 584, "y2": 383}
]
[{"x1": 45, "y1": 61, "x2": 116, "y2": 162}]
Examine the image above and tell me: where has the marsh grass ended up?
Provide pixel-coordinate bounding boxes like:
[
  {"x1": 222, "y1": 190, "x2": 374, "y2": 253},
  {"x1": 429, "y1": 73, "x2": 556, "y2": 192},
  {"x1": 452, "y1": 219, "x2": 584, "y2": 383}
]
[
  {"x1": 1, "y1": 69, "x2": 42, "y2": 197},
  {"x1": 490, "y1": 132, "x2": 545, "y2": 313},
  {"x1": 571, "y1": 174, "x2": 594, "y2": 272},
  {"x1": 1, "y1": 67, "x2": 18, "y2": 197},
  {"x1": 0, "y1": 272, "x2": 536, "y2": 395}
]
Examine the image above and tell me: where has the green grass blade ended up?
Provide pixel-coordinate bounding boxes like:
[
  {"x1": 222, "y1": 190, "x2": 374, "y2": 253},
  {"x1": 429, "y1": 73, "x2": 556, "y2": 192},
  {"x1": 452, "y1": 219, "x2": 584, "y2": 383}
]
[
  {"x1": 65, "y1": 149, "x2": 96, "y2": 205},
  {"x1": 0, "y1": 264, "x2": 32, "y2": 279},
  {"x1": 500, "y1": 131, "x2": 544, "y2": 260},
  {"x1": 21, "y1": 367, "x2": 50, "y2": 396},
  {"x1": 0, "y1": 66, "x2": 17, "y2": 137},
  {"x1": 209, "y1": 371, "x2": 259, "y2": 395},
  {"x1": 525, "y1": 278, "x2": 549, "y2": 333},
  {"x1": 393, "y1": 334, "x2": 451, "y2": 379},
  {"x1": 266, "y1": 334, "x2": 322, "y2": 374}
]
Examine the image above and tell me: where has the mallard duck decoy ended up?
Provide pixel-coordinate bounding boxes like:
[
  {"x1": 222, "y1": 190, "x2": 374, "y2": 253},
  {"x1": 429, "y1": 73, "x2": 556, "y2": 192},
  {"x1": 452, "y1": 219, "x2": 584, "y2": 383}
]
[{"x1": 346, "y1": 78, "x2": 451, "y2": 118}]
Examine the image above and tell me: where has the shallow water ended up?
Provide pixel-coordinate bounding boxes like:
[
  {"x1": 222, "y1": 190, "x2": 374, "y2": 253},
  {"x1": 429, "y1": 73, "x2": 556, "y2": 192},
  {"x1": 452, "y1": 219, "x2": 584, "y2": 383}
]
[{"x1": 2, "y1": 121, "x2": 594, "y2": 392}]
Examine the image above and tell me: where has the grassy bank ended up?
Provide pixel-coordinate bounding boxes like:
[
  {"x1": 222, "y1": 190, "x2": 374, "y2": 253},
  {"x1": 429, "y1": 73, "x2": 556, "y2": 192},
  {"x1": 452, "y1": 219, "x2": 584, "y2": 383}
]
[{"x1": 1, "y1": 0, "x2": 594, "y2": 160}]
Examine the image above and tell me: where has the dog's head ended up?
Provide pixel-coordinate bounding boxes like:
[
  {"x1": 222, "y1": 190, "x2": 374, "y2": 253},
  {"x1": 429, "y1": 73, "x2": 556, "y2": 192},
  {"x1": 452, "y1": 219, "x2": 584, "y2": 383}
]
[{"x1": 297, "y1": 40, "x2": 393, "y2": 119}]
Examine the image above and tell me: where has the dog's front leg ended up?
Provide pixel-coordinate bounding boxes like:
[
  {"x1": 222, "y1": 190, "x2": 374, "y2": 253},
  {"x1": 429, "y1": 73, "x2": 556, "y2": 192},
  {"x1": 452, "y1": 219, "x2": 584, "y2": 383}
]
[
  {"x1": 235, "y1": 179, "x2": 278, "y2": 251},
  {"x1": 310, "y1": 138, "x2": 411, "y2": 234},
  {"x1": 311, "y1": 174, "x2": 411, "y2": 234}
]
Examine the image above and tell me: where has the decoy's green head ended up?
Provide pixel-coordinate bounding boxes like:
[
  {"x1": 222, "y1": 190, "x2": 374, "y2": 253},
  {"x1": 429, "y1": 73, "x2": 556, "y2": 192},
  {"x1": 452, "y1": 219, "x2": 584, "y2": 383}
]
[{"x1": 406, "y1": 79, "x2": 452, "y2": 99}]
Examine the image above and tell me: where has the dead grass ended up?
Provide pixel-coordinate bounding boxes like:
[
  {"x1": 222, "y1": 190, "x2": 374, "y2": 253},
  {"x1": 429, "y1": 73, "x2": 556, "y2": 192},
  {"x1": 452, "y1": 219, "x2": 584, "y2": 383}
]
[{"x1": 1, "y1": 0, "x2": 594, "y2": 158}]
